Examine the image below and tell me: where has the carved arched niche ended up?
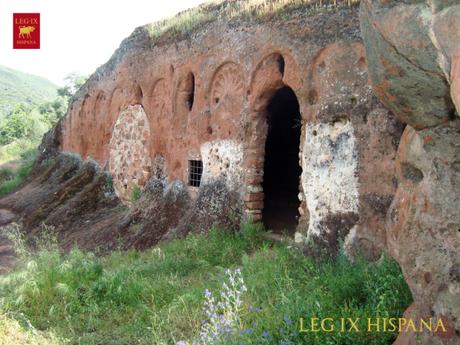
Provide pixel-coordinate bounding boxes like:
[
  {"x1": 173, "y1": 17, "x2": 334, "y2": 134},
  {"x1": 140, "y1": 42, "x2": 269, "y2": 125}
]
[
  {"x1": 211, "y1": 62, "x2": 245, "y2": 114},
  {"x1": 147, "y1": 78, "x2": 171, "y2": 154},
  {"x1": 108, "y1": 88, "x2": 124, "y2": 127},
  {"x1": 78, "y1": 96, "x2": 92, "y2": 159},
  {"x1": 243, "y1": 52, "x2": 303, "y2": 226},
  {"x1": 173, "y1": 71, "x2": 196, "y2": 132},
  {"x1": 109, "y1": 104, "x2": 152, "y2": 202},
  {"x1": 248, "y1": 52, "x2": 301, "y2": 112},
  {"x1": 102, "y1": 87, "x2": 124, "y2": 160},
  {"x1": 209, "y1": 62, "x2": 245, "y2": 138},
  {"x1": 132, "y1": 84, "x2": 144, "y2": 103},
  {"x1": 92, "y1": 91, "x2": 107, "y2": 163},
  {"x1": 306, "y1": 41, "x2": 367, "y2": 123},
  {"x1": 108, "y1": 83, "x2": 144, "y2": 119}
]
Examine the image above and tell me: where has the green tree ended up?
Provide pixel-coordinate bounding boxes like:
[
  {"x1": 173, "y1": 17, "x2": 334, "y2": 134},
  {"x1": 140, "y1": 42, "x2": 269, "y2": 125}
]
[
  {"x1": 57, "y1": 73, "x2": 87, "y2": 99},
  {"x1": 0, "y1": 105, "x2": 34, "y2": 145},
  {"x1": 38, "y1": 98, "x2": 67, "y2": 126},
  {"x1": 0, "y1": 72, "x2": 87, "y2": 158},
  {"x1": 39, "y1": 73, "x2": 87, "y2": 127}
]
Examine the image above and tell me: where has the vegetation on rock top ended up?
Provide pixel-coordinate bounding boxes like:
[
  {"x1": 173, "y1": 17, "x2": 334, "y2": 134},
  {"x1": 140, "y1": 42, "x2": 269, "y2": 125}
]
[{"x1": 143, "y1": 0, "x2": 360, "y2": 41}]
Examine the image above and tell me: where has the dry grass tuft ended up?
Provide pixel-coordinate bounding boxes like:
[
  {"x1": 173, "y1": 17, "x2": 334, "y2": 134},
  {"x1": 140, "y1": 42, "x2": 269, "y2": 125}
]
[
  {"x1": 0, "y1": 314, "x2": 63, "y2": 345},
  {"x1": 145, "y1": 0, "x2": 360, "y2": 40}
]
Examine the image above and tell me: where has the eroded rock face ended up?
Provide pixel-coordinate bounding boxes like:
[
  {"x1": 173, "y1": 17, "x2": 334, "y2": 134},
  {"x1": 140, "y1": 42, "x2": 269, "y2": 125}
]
[
  {"x1": 360, "y1": 1, "x2": 460, "y2": 343},
  {"x1": 360, "y1": 0, "x2": 457, "y2": 129},
  {"x1": 302, "y1": 120, "x2": 359, "y2": 250},
  {"x1": 300, "y1": 40, "x2": 403, "y2": 257},
  {"x1": 0, "y1": 153, "x2": 125, "y2": 252},
  {"x1": 388, "y1": 125, "x2": 460, "y2": 345},
  {"x1": 451, "y1": 56, "x2": 460, "y2": 113},
  {"x1": 201, "y1": 140, "x2": 244, "y2": 191}
]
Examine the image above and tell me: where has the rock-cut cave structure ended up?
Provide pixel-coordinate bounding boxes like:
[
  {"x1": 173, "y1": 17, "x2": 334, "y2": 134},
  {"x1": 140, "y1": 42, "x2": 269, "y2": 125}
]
[
  {"x1": 58, "y1": 4, "x2": 403, "y2": 259},
  {"x1": 1, "y1": 2, "x2": 458, "y2": 345}
]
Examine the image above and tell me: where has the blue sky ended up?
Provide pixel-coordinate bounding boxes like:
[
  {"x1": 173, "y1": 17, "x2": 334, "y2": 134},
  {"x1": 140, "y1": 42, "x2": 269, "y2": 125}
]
[{"x1": 0, "y1": 0, "x2": 205, "y2": 85}]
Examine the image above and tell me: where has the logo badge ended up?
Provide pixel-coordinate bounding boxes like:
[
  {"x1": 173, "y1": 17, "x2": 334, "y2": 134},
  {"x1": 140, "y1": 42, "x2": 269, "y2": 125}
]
[{"x1": 13, "y1": 13, "x2": 40, "y2": 49}]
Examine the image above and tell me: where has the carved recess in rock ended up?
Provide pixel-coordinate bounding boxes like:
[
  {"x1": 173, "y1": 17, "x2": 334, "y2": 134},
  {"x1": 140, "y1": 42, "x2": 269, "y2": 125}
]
[
  {"x1": 109, "y1": 105, "x2": 151, "y2": 201},
  {"x1": 108, "y1": 88, "x2": 123, "y2": 123},
  {"x1": 147, "y1": 79, "x2": 171, "y2": 154},
  {"x1": 243, "y1": 53, "x2": 291, "y2": 222},
  {"x1": 174, "y1": 72, "x2": 195, "y2": 134},
  {"x1": 91, "y1": 92, "x2": 108, "y2": 163},
  {"x1": 249, "y1": 53, "x2": 285, "y2": 112},
  {"x1": 150, "y1": 79, "x2": 169, "y2": 118},
  {"x1": 132, "y1": 84, "x2": 143, "y2": 104},
  {"x1": 387, "y1": 125, "x2": 460, "y2": 345},
  {"x1": 77, "y1": 96, "x2": 91, "y2": 158},
  {"x1": 211, "y1": 62, "x2": 245, "y2": 114},
  {"x1": 210, "y1": 62, "x2": 245, "y2": 137},
  {"x1": 307, "y1": 41, "x2": 369, "y2": 123},
  {"x1": 302, "y1": 40, "x2": 402, "y2": 258}
]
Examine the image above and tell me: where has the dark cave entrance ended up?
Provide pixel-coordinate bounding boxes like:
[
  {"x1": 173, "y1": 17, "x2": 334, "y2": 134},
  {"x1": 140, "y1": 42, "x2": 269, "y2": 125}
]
[{"x1": 262, "y1": 86, "x2": 302, "y2": 234}]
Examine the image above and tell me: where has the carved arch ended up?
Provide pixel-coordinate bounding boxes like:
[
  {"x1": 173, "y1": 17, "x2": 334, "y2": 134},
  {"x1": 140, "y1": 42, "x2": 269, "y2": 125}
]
[
  {"x1": 243, "y1": 52, "x2": 303, "y2": 223},
  {"x1": 109, "y1": 104, "x2": 152, "y2": 202},
  {"x1": 210, "y1": 62, "x2": 245, "y2": 116}
]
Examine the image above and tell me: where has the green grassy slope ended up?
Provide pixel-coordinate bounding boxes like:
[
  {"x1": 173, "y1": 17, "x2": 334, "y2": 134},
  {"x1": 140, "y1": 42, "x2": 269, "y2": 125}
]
[
  {"x1": 0, "y1": 65, "x2": 58, "y2": 119},
  {"x1": 0, "y1": 223, "x2": 412, "y2": 345}
]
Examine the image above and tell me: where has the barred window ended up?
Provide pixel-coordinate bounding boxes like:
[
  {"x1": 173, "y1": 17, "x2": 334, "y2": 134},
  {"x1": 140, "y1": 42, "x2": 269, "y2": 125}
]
[{"x1": 188, "y1": 160, "x2": 203, "y2": 187}]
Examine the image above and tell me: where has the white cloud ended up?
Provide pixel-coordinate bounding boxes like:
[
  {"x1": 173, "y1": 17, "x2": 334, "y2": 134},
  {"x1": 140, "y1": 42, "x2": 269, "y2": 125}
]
[{"x1": 0, "y1": 0, "x2": 205, "y2": 85}]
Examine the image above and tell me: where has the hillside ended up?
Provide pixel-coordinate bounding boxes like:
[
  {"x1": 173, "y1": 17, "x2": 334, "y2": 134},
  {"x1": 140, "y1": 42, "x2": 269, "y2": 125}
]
[{"x1": 0, "y1": 65, "x2": 58, "y2": 119}]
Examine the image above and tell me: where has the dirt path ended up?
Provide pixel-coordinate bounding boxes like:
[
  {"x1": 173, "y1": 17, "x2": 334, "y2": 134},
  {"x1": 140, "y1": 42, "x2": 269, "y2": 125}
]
[{"x1": 0, "y1": 209, "x2": 16, "y2": 274}]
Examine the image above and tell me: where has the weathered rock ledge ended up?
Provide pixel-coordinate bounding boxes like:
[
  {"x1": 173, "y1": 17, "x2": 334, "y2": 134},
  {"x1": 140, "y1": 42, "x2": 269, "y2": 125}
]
[{"x1": 360, "y1": 1, "x2": 460, "y2": 344}]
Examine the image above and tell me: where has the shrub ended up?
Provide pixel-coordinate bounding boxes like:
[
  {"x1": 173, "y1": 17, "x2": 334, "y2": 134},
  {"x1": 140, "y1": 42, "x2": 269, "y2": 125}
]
[
  {"x1": 0, "y1": 167, "x2": 14, "y2": 183},
  {"x1": 0, "y1": 149, "x2": 36, "y2": 196},
  {"x1": 0, "y1": 105, "x2": 33, "y2": 145},
  {"x1": 130, "y1": 184, "x2": 141, "y2": 203}
]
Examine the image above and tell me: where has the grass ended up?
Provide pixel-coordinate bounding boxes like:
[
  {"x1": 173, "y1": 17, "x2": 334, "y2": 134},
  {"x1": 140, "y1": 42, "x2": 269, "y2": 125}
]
[
  {"x1": 144, "y1": 0, "x2": 360, "y2": 41},
  {"x1": 0, "y1": 222, "x2": 412, "y2": 345},
  {"x1": 131, "y1": 184, "x2": 141, "y2": 203},
  {"x1": 0, "y1": 314, "x2": 63, "y2": 345},
  {"x1": 0, "y1": 148, "x2": 36, "y2": 196},
  {"x1": 0, "y1": 137, "x2": 40, "y2": 165}
]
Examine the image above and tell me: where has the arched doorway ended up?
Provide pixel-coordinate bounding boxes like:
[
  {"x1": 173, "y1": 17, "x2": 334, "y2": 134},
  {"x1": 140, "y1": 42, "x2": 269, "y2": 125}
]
[{"x1": 262, "y1": 86, "x2": 302, "y2": 233}]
